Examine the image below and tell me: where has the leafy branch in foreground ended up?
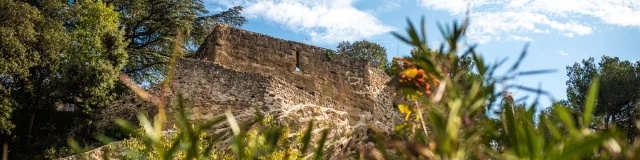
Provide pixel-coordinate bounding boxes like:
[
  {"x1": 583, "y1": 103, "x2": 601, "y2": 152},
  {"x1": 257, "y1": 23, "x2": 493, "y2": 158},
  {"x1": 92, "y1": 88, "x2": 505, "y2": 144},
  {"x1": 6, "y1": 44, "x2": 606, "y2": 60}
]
[{"x1": 380, "y1": 16, "x2": 640, "y2": 159}]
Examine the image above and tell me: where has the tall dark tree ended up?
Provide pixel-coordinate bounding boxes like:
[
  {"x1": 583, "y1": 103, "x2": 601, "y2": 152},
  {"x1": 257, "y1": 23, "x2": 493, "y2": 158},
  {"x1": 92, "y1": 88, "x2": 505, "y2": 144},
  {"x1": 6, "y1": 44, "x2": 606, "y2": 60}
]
[
  {"x1": 566, "y1": 56, "x2": 640, "y2": 140},
  {"x1": 104, "y1": 0, "x2": 247, "y2": 83},
  {"x1": 1, "y1": 0, "x2": 127, "y2": 158},
  {"x1": 337, "y1": 40, "x2": 389, "y2": 70}
]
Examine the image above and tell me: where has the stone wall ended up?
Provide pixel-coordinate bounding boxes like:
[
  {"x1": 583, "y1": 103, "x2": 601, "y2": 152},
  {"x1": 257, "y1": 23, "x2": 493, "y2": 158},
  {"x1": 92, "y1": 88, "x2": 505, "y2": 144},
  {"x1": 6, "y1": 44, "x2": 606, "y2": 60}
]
[
  {"x1": 171, "y1": 57, "x2": 400, "y2": 134},
  {"x1": 172, "y1": 58, "x2": 400, "y2": 155},
  {"x1": 196, "y1": 24, "x2": 375, "y2": 112},
  {"x1": 94, "y1": 24, "x2": 404, "y2": 159},
  {"x1": 172, "y1": 58, "x2": 271, "y2": 123}
]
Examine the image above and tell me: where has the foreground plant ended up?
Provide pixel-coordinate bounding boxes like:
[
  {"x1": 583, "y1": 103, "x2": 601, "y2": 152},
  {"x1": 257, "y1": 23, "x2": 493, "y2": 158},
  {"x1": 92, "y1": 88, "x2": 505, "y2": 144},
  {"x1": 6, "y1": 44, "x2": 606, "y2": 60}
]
[{"x1": 378, "y1": 16, "x2": 640, "y2": 159}]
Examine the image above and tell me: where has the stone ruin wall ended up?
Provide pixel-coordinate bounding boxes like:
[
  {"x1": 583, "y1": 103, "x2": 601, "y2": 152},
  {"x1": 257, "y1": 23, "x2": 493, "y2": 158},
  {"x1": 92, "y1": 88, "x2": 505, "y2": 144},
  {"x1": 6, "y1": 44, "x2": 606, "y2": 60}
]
[
  {"x1": 172, "y1": 57, "x2": 400, "y2": 133},
  {"x1": 195, "y1": 24, "x2": 393, "y2": 113},
  {"x1": 171, "y1": 58, "x2": 271, "y2": 123},
  {"x1": 92, "y1": 24, "x2": 403, "y2": 159},
  {"x1": 180, "y1": 24, "x2": 403, "y2": 149}
]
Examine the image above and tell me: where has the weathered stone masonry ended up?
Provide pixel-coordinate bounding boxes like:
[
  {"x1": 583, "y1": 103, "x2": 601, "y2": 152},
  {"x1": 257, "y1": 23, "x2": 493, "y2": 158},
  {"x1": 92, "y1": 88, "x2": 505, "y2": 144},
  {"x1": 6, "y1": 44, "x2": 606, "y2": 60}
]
[
  {"x1": 197, "y1": 25, "x2": 365, "y2": 109},
  {"x1": 95, "y1": 24, "x2": 402, "y2": 158},
  {"x1": 192, "y1": 24, "x2": 401, "y2": 130}
]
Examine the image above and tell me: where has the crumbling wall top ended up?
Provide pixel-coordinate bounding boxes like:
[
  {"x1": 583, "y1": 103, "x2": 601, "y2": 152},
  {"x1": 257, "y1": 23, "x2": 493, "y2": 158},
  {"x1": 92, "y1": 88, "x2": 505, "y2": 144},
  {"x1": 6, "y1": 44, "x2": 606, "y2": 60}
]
[{"x1": 194, "y1": 24, "x2": 393, "y2": 111}]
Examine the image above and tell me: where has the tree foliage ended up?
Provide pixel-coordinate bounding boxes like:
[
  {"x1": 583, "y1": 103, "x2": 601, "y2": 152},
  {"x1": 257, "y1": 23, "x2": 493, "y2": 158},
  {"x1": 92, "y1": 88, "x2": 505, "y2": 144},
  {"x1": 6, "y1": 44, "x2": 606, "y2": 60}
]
[
  {"x1": 1, "y1": 0, "x2": 127, "y2": 158},
  {"x1": 337, "y1": 40, "x2": 389, "y2": 70},
  {"x1": 566, "y1": 56, "x2": 640, "y2": 139},
  {"x1": 0, "y1": 0, "x2": 72, "y2": 135},
  {"x1": 104, "y1": 0, "x2": 247, "y2": 83},
  {"x1": 2, "y1": 0, "x2": 246, "y2": 158},
  {"x1": 0, "y1": 0, "x2": 47, "y2": 134}
]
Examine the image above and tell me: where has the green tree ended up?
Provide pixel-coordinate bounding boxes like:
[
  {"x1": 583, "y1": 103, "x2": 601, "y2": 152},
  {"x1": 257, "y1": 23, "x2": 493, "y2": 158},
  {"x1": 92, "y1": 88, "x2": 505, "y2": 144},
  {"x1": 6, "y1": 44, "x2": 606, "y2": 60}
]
[
  {"x1": 61, "y1": 0, "x2": 128, "y2": 108},
  {"x1": 1, "y1": 0, "x2": 127, "y2": 158},
  {"x1": 0, "y1": 0, "x2": 38, "y2": 135},
  {"x1": 566, "y1": 56, "x2": 640, "y2": 139},
  {"x1": 0, "y1": 0, "x2": 68, "y2": 135},
  {"x1": 337, "y1": 40, "x2": 389, "y2": 70},
  {"x1": 103, "y1": 0, "x2": 247, "y2": 83}
]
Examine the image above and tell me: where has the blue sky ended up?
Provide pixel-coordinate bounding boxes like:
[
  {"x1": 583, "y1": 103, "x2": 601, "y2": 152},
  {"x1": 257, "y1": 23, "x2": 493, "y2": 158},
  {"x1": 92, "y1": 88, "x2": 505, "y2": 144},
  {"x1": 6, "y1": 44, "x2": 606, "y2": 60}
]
[{"x1": 207, "y1": 0, "x2": 640, "y2": 108}]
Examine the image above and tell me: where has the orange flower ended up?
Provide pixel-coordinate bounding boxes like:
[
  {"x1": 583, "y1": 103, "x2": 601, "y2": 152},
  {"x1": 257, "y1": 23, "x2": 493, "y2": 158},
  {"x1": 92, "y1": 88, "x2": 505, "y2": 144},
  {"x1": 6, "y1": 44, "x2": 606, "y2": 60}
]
[{"x1": 394, "y1": 57, "x2": 441, "y2": 95}]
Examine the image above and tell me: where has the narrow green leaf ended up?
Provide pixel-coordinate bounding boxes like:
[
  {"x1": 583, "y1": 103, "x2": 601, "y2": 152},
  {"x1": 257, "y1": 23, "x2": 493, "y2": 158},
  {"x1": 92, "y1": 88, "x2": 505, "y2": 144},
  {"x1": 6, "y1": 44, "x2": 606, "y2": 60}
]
[
  {"x1": 313, "y1": 129, "x2": 330, "y2": 160},
  {"x1": 232, "y1": 132, "x2": 246, "y2": 159},
  {"x1": 197, "y1": 115, "x2": 226, "y2": 131},
  {"x1": 554, "y1": 105, "x2": 578, "y2": 135},
  {"x1": 392, "y1": 32, "x2": 413, "y2": 45},
  {"x1": 523, "y1": 116, "x2": 541, "y2": 158},
  {"x1": 115, "y1": 118, "x2": 139, "y2": 135},
  {"x1": 510, "y1": 85, "x2": 552, "y2": 97},
  {"x1": 583, "y1": 77, "x2": 600, "y2": 128},
  {"x1": 94, "y1": 134, "x2": 115, "y2": 144},
  {"x1": 202, "y1": 140, "x2": 216, "y2": 159},
  {"x1": 137, "y1": 113, "x2": 156, "y2": 141},
  {"x1": 437, "y1": 22, "x2": 447, "y2": 42},
  {"x1": 508, "y1": 43, "x2": 529, "y2": 73},
  {"x1": 265, "y1": 127, "x2": 284, "y2": 148},
  {"x1": 543, "y1": 117, "x2": 562, "y2": 141},
  {"x1": 300, "y1": 121, "x2": 314, "y2": 155},
  {"x1": 163, "y1": 133, "x2": 185, "y2": 159},
  {"x1": 420, "y1": 16, "x2": 427, "y2": 45},
  {"x1": 67, "y1": 138, "x2": 87, "y2": 160},
  {"x1": 516, "y1": 69, "x2": 556, "y2": 76},
  {"x1": 470, "y1": 49, "x2": 486, "y2": 75},
  {"x1": 555, "y1": 134, "x2": 614, "y2": 159},
  {"x1": 427, "y1": 106, "x2": 447, "y2": 138},
  {"x1": 503, "y1": 103, "x2": 520, "y2": 154}
]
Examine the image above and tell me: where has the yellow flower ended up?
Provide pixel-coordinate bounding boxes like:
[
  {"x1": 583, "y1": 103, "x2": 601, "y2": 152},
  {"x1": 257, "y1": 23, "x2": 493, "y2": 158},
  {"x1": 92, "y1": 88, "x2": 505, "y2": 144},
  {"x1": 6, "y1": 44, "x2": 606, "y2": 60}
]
[
  {"x1": 398, "y1": 104, "x2": 413, "y2": 120},
  {"x1": 403, "y1": 68, "x2": 418, "y2": 78}
]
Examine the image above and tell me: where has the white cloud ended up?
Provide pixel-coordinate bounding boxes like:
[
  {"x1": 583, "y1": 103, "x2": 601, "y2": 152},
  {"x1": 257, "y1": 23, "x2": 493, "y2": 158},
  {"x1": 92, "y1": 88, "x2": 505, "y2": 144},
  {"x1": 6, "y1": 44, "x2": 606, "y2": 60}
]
[
  {"x1": 210, "y1": 0, "x2": 393, "y2": 43},
  {"x1": 559, "y1": 50, "x2": 569, "y2": 56},
  {"x1": 367, "y1": 0, "x2": 402, "y2": 13},
  {"x1": 419, "y1": 0, "x2": 470, "y2": 15},
  {"x1": 419, "y1": 0, "x2": 640, "y2": 43},
  {"x1": 508, "y1": 35, "x2": 534, "y2": 42},
  {"x1": 418, "y1": 0, "x2": 501, "y2": 15},
  {"x1": 526, "y1": 0, "x2": 640, "y2": 26},
  {"x1": 563, "y1": 33, "x2": 574, "y2": 38},
  {"x1": 467, "y1": 11, "x2": 591, "y2": 43}
]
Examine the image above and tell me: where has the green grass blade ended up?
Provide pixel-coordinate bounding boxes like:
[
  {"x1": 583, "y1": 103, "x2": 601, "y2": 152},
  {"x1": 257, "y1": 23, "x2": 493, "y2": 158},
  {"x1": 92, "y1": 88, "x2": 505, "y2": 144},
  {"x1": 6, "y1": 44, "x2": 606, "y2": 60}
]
[
  {"x1": 555, "y1": 134, "x2": 614, "y2": 159},
  {"x1": 300, "y1": 121, "x2": 314, "y2": 155},
  {"x1": 115, "y1": 118, "x2": 140, "y2": 135},
  {"x1": 508, "y1": 43, "x2": 529, "y2": 73},
  {"x1": 197, "y1": 115, "x2": 226, "y2": 132},
  {"x1": 554, "y1": 105, "x2": 578, "y2": 136},
  {"x1": 583, "y1": 77, "x2": 600, "y2": 128},
  {"x1": 313, "y1": 129, "x2": 330, "y2": 160},
  {"x1": 503, "y1": 103, "x2": 519, "y2": 154},
  {"x1": 67, "y1": 138, "x2": 87, "y2": 160}
]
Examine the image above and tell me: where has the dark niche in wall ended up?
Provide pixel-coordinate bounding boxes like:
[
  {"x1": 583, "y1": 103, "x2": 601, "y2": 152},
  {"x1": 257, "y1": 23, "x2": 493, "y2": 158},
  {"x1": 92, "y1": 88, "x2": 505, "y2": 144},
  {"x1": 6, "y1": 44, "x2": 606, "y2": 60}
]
[{"x1": 295, "y1": 50, "x2": 301, "y2": 72}]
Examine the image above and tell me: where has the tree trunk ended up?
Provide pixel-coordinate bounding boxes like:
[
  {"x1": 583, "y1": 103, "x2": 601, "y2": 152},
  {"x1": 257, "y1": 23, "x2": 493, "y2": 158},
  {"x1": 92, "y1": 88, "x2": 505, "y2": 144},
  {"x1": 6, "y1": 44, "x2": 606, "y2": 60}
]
[
  {"x1": 604, "y1": 114, "x2": 610, "y2": 130},
  {"x1": 28, "y1": 113, "x2": 35, "y2": 142},
  {"x1": 2, "y1": 142, "x2": 7, "y2": 160}
]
